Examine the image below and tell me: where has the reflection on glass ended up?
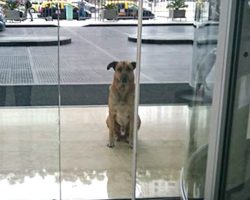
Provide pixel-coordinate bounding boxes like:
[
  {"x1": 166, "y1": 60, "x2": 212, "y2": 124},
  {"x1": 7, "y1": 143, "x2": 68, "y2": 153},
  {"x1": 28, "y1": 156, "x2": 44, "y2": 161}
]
[
  {"x1": 181, "y1": 0, "x2": 220, "y2": 199},
  {"x1": 0, "y1": 173, "x2": 59, "y2": 200},
  {"x1": 0, "y1": 108, "x2": 60, "y2": 199},
  {"x1": 61, "y1": 170, "x2": 108, "y2": 199},
  {"x1": 137, "y1": 168, "x2": 181, "y2": 197},
  {"x1": 0, "y1": 14, "x2": 60, "y2": 199},
  {"x1": 60, "y1": 105, "x2": 134, "y2": 199},
  {"x1": 195, "y1": 0, "x2": 220, "y2": 22},
  {"x1": 60, "y1": 106, "x2": 189, "y2": 199},
  {"x1": 137, "y1": 105, "x2": 190, "y2": 198},
  {"x1": 59, "y1": 25, "x2": 138, "y2": 199}
]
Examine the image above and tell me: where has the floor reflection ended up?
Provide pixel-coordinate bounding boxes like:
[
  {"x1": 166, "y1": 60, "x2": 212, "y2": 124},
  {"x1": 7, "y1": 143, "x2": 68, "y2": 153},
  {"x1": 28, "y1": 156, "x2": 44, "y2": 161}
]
[
  {"x1": 61, "y1": 170, "x2": 108, "y2": 199},
  {"x1": 0, "y1": 168, "x2": 181, "y2": 200},
  {"x1": 0, "y1": 171, "x2": 59, "y2": 200},
  {"x1": 0, "y1": 105, "x2": 207, "y2": 199},
  {"x1": 137, "y1": 168, "x2": 180, "y2": 197}
]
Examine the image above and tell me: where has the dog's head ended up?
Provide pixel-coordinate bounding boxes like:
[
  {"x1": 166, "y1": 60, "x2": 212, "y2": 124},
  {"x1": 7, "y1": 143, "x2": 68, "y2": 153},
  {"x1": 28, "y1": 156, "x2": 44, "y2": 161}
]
[{"x1": 107, "y1": 61, "x2": 136, "y2": 86}]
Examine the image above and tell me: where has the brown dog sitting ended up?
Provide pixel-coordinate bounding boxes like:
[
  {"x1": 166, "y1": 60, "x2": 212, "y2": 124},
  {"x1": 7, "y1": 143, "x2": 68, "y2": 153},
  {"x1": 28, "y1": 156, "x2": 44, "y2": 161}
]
[{"x1": 106, "y1": 61, "x2": 141, "y2": 148}]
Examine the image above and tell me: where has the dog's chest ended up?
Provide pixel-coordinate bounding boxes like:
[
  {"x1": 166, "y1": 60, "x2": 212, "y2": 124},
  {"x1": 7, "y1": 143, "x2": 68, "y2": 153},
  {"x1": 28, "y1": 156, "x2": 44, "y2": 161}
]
[{"x1": 115, "y1": 104, "x2": 130, "y2": 126}]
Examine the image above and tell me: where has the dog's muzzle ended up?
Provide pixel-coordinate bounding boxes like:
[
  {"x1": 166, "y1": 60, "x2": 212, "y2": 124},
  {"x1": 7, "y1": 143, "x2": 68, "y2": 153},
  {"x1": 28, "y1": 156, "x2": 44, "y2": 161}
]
[{"x1": 121, "y1": 74, "x2": 129, "y2": 84}]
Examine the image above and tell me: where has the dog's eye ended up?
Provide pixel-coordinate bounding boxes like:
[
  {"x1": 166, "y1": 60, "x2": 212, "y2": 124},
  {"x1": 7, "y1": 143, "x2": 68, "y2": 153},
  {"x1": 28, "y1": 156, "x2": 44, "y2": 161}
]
[
  {"x1": 126, "y1": 67, "x2": 132, "y2": 72},
  {"x1": 117, "y1": 68, "x2": 122, "y2": 72}
]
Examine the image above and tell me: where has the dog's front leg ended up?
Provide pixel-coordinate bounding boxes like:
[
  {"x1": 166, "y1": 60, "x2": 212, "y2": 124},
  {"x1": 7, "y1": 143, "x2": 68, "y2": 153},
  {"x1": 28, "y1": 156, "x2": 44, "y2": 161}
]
[
  {"x1": 128, "y1": 114, "x2": 134, "y2": 148},
  {"x1": 107, "y1": 114, "x2": 115, "y2": 148}
]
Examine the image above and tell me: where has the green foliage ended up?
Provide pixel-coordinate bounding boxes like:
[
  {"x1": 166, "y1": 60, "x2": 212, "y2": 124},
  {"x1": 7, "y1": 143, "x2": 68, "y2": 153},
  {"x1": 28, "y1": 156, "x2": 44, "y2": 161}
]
[
  {"x1": 166, "y1": 0, "x2": 188, "y2": 10},
  {"x1": 104, "y1": 3, "x2": 118, "y2": 10},
  {"x1": 5, "y1": 0, "x2": 19, "y2": 10}
]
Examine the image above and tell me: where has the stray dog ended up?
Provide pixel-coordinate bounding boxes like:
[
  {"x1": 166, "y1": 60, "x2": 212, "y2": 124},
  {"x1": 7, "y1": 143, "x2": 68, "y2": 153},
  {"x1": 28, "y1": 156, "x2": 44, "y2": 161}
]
[{"x1": 106, "y1": 61, "x2": 141, "y2": 148}]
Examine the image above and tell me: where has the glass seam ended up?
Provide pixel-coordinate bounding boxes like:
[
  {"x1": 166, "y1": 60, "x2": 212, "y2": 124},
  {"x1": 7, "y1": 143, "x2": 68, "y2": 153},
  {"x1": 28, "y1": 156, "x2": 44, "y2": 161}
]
[
  {"x1": 132, "y1": 0, "x2": 143, "y2": 199},
  {"x1": 57, "y1": 5, "x2": 62, "y2": 200}
]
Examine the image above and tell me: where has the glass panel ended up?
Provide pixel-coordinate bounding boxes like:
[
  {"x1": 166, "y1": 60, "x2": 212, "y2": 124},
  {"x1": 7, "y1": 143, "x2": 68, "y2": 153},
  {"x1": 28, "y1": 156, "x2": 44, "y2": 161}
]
[
  {"x1": 58, "y1": 9, "x2": 137, "y2": 200},
  {"x1": 137, "y1": 105, "x2": 190, "y2": 198},
  {"x1": 136, "y1": 5, "x2": 195, "y2": 200},
  {"x1": 223, "y1": 0, "x2": 250, "y2": 199},
  {"x1": 0, "y1": 1, "x2": 60, "y2": 199},
  {"x1": 181, "y1": 0, "x2": 221, "y2": 199}
]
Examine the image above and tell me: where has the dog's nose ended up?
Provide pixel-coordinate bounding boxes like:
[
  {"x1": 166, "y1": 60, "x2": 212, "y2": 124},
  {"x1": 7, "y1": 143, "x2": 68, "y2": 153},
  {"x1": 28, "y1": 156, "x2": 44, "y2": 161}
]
[
  {"x1": 121, "y1": 75, "x2": 128, "y2": 83},
  {"x1": 122, "y1": 77, "x2": 128, "y2": 83}
]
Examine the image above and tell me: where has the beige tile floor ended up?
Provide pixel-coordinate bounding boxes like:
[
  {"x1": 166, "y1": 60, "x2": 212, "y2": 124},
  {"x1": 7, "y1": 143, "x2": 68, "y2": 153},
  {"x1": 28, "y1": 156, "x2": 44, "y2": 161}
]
[{"x1": 0, "y1": 105, "x2": 209, "y2": 200}]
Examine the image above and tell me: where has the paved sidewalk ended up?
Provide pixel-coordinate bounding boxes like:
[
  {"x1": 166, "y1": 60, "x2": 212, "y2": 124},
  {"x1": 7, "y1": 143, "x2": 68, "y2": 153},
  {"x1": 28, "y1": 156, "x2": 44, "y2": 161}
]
[{"x1": 0, "y1": 36, "x2": 71, "y2": 46}]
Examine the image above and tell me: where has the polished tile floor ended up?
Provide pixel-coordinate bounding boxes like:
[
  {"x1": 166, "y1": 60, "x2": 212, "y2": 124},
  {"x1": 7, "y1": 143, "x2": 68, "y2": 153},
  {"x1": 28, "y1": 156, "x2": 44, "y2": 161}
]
[{"x1": 0, "y1": 105, "x2": 209, "y2": 200}]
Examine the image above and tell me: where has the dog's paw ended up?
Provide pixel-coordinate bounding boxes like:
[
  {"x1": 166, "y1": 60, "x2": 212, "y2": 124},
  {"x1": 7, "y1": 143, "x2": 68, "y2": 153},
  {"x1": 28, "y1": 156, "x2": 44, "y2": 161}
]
[
  {"x1": 107, "y1": 143, "x2": 115, "y2": 148},
  {"x1": 129, "y1": 141, "x2": 133, "y2": 149}
]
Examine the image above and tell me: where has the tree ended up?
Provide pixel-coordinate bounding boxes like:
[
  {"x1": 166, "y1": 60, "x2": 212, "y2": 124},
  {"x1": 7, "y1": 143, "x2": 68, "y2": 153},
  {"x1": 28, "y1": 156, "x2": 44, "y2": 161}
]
[{"x1": 166, "y1": 0, "x2": 188, "y2": 10}]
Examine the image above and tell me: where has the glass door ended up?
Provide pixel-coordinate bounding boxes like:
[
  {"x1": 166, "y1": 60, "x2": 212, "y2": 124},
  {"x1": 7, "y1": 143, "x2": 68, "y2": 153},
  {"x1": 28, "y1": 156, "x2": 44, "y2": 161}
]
[
  {"x1": 180, "y1": 0, "x2": 220, "y2": 199},
  {"x1": 3, "y1": 0, "x2": 243, "y2": 199},
  {"x1": 220, "y1": 1, "x2": 250, "y2": 199},
  {"x1": 0, "y1": 0, "x2": 61, "y2": 199},
  {"x1": 205, "y1": 0, "x2": 250, "y2": 199},
  {"x1": 58, "y1": 2, "x2": 141, "y2": 200}
]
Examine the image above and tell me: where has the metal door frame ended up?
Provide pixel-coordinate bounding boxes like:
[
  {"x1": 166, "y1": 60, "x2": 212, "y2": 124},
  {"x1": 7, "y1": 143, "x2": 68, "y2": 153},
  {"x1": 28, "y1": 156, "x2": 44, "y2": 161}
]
[{"x1": 204, "y1": 0, "x2": 241, "y2": 199}]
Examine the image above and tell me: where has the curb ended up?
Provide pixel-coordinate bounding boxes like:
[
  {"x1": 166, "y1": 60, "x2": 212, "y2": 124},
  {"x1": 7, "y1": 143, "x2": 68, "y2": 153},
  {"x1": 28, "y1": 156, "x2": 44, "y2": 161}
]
[
  {"x1": 84, "y1": 22, "x2": 194, "y2": 27},
  {"x1": 128, "y1": 36, "x2": 217, "y2": 45},
  {"x1": 128, "y1": 36, "x2": 193, "y2": 45},
  {"x1": 6, "y1": 24, "x2": 57, "y2": 28},
  {"x1": 0, "y1": 36, "x2": 71, "y2": 46}
]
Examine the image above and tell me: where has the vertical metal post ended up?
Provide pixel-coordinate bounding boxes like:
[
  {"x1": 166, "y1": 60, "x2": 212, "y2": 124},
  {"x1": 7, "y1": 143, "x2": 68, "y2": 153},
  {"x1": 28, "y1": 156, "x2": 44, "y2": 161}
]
[
  {"x1": 57, "y1": 4, "x2": 62, "y2": 200},
  {"x1": 131, "y1": 0, "x2": 143, "y2": 199},
  {"x1": 94, "y1": 0, "x2": 97, "y2": 20}
]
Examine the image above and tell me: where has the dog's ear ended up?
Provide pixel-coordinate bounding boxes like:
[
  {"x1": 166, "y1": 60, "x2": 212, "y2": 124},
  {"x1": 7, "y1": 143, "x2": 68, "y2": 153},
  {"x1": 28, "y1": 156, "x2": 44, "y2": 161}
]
[
  {"x1": 131, "y1": 62, "x2": 136, "y2": 70},
  {"x1": 107, "y1": 61, "x2": 118, "y2": 71}
]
